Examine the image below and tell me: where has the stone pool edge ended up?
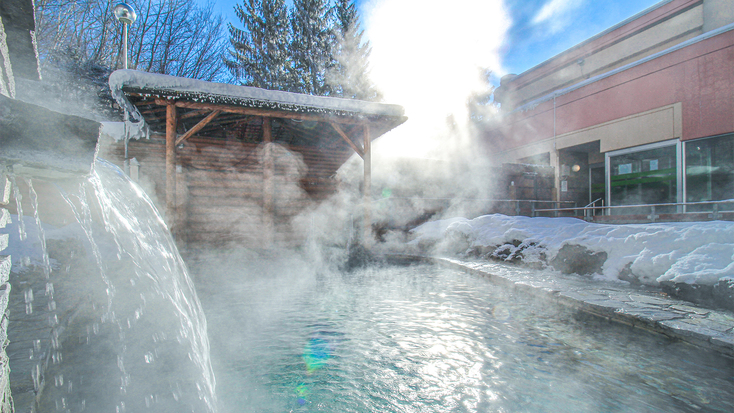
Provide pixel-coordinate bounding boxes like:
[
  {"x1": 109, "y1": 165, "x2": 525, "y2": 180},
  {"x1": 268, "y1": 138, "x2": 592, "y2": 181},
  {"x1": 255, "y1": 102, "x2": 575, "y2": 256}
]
[{"x1": 385, "y1": 254, "x2": 734, "y2": 359}]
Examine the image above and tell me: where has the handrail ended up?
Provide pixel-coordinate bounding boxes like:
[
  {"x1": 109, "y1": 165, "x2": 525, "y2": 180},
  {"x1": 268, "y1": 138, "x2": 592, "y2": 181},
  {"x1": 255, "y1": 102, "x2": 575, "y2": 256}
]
[
  {"x1": 374, "y1": 197, "x2": 575, "y2": 205},
  {"x1": 533, "y1": 199, "x2": 734, "y2": 222},
  {"x1": 535, "y1": 199, "x2": 734, "y2": 212},
  {"x1": 584, "y1": 198, "x2": 603, "y2": 208},
  {"x1": 373, "y1": 197, "x2": 576, "y2": 218},
  {"x1": 580, "y1": 198, "x2": 604, "y2": 221}
]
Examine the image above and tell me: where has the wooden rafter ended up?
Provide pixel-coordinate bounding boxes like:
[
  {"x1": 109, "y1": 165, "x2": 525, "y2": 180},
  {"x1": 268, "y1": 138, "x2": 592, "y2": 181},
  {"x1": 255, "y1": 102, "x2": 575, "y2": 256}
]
[
  {"x1": 165, "y1": 101, "x2": 177, "y2": 230},
  {"x1": 175, "y1": 110, "x2": 221, "y2": 146},
  {"x1": 363, "y1": 123, "x2": 372, "y2": 243},
  {"x1": 153, "y1": 98, "x2": 365, "y2": 125},
  {"x1": 179, "y1": 108, "x2": 212, "y2": 120},
  {"x1": 329, "y1": 121, "x2": 364, "y2": 158}
]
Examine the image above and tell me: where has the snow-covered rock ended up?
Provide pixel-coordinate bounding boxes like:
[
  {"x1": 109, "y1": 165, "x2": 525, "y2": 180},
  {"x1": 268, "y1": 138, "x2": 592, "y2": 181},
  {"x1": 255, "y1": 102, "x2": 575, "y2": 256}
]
[{"x1": 409, "y1": 214, "x2": 734, "y2": 287}]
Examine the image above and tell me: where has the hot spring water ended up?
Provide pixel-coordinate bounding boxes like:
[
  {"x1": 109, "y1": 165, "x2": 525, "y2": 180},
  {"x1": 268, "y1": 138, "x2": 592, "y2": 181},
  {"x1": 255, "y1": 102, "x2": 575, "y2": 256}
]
[
  {"x1": 194, "y1": 260, "x2": 734, "y2": 413},
  {"x1": 4, "y1": 159, "x2": 215, "y2": 412},
  {"x1": 4, "y1": 159, "x2": 734, "y2": 413}
]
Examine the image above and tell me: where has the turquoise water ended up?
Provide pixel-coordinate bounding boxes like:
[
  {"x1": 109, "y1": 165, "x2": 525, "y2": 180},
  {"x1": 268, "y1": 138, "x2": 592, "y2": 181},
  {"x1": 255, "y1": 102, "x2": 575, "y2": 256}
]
[{"x1": 195, "y1": 260, "x2": 734, "y2": 413}]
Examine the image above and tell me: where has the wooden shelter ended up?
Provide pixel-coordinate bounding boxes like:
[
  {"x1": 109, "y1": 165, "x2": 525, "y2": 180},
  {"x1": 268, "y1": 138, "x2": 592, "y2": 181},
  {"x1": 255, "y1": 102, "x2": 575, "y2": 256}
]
[{"x1": 107, "y1": 70, "x2": 406, "y2": 248}]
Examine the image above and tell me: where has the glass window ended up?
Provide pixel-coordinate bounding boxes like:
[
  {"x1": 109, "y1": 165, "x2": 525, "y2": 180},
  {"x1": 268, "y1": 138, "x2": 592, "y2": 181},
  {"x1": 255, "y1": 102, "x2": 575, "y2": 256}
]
[
  {"x1": 685, "y1": 134, "x2": 734, "y2": 211},
  {"x1": 608, "y1": 144, "x2": 678, "y2": 214}
]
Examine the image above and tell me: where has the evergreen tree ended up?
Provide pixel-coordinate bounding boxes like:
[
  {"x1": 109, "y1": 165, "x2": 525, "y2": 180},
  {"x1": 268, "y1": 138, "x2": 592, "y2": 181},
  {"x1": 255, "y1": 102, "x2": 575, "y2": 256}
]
[
  {"x1": 225, "y1": 0, "x2": 380, "y2": 100},
  {"x1": 327, "y1": 0, "x2": 381, "y2": 101},
  {"x1": 289, "y1": 0, "x2": 333, "y2": 95},
  {"x1": 225, "y1": 0, "x2": 293, "y2": 90}
]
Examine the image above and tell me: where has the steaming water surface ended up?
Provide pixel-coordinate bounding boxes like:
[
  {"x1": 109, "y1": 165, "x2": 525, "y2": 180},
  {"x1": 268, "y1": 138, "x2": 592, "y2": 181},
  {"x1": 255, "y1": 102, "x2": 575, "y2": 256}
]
[{"x1": 195, "y1": 260, "x2": 734, "y2": 413}]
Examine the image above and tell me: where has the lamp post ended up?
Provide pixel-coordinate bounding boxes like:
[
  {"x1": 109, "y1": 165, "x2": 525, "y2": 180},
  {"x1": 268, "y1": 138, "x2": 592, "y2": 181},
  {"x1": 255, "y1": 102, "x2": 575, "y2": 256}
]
[{"x1": 114, "y1": 3, "x2": 137, "y2": 69}]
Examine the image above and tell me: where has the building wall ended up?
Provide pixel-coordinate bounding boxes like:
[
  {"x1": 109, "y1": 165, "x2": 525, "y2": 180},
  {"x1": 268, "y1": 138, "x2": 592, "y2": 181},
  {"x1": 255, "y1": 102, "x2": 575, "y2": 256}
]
[
  {"x1": 704, "y1": 0, "x2": 734, "y2": 31},
  {"x1": 487, "y1": 27, "x2": 734, "y2": 156},
  {"x1": 500, "y1": 0, "x2": 707, "y2": 109},
  {"x1": 105, "y1": 135, "x2": 347, "y2": 249},
  {"x1": 483, "y1": 0, "x2": 734, "y2": 209},
  {"x1": 0, "y1": 174, "x2": 12, "y2": 413}
]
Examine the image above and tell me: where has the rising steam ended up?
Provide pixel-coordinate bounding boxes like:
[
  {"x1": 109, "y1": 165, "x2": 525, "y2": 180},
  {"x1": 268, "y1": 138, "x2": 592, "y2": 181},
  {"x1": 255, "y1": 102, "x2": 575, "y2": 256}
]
[
  {"x1": 317, "y1": 0, "x2": 513, "y2": 242},
  {"x1": 362, "y1": 0, "x2": 510, "y2": 158}
]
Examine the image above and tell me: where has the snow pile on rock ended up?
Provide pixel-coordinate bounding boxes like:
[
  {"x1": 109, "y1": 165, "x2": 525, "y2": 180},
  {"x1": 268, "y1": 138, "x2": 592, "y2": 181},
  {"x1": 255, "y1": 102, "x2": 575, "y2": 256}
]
[{"x1": 409, "y1": 214, "x2": 734, "y2": 287}]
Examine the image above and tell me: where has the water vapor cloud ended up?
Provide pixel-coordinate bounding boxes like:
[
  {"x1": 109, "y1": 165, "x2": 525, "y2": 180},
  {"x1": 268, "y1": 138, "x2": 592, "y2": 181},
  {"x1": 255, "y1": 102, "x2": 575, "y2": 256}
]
[{"x1": 362, "y1": 0, "x2": 511, "y2": 157}]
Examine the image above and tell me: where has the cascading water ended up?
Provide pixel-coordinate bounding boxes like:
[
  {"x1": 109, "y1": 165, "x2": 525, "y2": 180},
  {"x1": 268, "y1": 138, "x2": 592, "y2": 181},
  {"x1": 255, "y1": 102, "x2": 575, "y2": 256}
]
[{"x1": 3, "y1": 159, "x2": 216, "y2": 412}]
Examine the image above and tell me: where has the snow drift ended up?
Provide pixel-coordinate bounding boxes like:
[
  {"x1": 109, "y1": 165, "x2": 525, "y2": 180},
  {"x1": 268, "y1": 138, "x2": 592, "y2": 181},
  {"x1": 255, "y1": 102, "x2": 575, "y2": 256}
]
[{"x1": 409, "y1": 214, "x2": 734, "y2": 287}]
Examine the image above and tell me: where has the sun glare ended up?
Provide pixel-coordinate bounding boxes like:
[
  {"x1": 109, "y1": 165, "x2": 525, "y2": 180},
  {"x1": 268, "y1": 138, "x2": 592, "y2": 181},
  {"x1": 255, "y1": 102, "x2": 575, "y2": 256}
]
[{"x1": 362, "y1": 0, "x2": 511, "y2": 158}]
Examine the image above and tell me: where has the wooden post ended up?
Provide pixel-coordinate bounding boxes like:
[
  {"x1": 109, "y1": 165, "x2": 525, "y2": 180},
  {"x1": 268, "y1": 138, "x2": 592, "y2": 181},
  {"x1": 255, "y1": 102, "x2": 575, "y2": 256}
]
[
  {"x1": 165, "y1": 102, "x2": 177, "y2": 232},
  {"x1": 262, "y1": 117, "x2": 274, "y2": 247},
  {"x1": 363, "y1": 123, "x2": 371, "y2": 244},
  {"x1": 175, "y1": 165, "x2": 188, "y2": 249}
]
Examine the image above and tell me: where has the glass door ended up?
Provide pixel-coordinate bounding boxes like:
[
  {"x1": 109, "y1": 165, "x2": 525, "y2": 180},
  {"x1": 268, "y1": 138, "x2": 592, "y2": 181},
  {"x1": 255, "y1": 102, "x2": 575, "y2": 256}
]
[{"x1": 606, "y1": 141, "x2": 681, "y2": 214}]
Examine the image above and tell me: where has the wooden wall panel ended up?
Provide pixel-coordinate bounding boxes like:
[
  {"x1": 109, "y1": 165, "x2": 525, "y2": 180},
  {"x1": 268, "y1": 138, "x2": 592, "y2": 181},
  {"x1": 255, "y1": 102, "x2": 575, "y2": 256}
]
[{"x1": 108, "y1": 134, "x2": 348, "y2": 249}]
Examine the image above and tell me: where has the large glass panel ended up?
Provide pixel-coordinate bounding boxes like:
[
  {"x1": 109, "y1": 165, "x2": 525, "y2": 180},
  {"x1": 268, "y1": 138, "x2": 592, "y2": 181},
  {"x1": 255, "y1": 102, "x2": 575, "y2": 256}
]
[
  {"x1": 686, "y1": 134, "x2": 734, "y2": 211},
  {"x1": 609, "y1": 145, "x2": 677, "y2": 214}
]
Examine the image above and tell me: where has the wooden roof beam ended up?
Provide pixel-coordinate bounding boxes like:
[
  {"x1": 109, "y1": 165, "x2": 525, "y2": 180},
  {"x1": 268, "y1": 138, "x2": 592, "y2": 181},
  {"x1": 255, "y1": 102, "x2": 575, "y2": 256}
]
[
  {"x1": 175, "y1": 110, "x2": 221, "y2": 146},
  {"x1": 179, "y1": 108, "x2": 213, "y2": 120},
  {"x1": 153, "y1": 98, "x2": 366, "y2": 125},
  {"x1": 329, "y1": 121, "x2": 363, "y2": 158}
]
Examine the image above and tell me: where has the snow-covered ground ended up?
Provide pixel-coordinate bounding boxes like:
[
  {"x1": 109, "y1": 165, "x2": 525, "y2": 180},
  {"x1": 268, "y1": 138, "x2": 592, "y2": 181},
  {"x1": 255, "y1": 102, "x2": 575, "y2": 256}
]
[{"x1": 409, "y1": 214, "x2": 734, "y2": 287}]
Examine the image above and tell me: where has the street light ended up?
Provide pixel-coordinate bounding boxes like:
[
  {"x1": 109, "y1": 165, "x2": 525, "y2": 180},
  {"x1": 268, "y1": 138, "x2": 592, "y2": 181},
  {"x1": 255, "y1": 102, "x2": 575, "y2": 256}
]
[{"x1": 114, "y1": 3, "x2": 137, "y2": 69}]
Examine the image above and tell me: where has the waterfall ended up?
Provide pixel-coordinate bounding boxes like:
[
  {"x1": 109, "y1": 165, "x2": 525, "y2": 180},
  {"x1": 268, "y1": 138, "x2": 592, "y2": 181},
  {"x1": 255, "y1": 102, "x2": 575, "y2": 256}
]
[{"x1": 3, "y1": 159, "x2": 216, "y2": 412}]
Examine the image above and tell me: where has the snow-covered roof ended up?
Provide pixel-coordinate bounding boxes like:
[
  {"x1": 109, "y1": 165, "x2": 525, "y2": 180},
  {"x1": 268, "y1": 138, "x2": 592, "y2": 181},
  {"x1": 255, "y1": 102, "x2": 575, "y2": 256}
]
[{"x1": 109, "y1": 70, "x2": 405, "y2": 124}]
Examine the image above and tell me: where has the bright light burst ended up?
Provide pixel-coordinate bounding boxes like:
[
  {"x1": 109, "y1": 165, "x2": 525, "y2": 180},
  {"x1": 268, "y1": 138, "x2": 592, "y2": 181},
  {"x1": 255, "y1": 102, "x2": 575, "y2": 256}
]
[{"x1": 362, "y1": 0, "x2": 511, "y2": 158}]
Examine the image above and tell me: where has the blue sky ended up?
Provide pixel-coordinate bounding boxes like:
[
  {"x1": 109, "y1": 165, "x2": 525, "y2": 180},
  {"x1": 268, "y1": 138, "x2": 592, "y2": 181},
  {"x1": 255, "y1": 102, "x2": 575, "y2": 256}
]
[
  {"x1": 499, "y1": 0, "x2": 661, "y2": 74},
  {"x1": 208, "y1": 0, "x2": 662, "y2": 76}
]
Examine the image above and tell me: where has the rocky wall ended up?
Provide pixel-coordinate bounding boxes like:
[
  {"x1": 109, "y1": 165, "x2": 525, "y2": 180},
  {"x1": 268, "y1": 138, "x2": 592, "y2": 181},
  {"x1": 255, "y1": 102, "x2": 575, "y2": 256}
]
[{"x1": 0, "y1": 173, "x2": 13, "y2": 412}]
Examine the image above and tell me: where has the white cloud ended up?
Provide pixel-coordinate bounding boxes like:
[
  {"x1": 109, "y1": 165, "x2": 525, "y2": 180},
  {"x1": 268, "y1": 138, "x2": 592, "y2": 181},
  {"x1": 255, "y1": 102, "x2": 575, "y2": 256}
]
[{"x1": 532, "y1": 0, "x2": 585, "y2": 31}]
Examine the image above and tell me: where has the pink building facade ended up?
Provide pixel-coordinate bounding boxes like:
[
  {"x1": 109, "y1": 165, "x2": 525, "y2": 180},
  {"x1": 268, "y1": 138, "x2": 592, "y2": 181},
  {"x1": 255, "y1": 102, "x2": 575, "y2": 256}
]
[{"x1": 485, "y1": 0, "x2": 734, "y2": 213}]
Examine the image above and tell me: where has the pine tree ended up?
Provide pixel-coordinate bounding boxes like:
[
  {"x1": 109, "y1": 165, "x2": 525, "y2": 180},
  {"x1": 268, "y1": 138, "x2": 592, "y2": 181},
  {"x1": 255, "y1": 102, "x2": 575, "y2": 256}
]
[
  {"x1": 327, "y1": 0, "x2": 381, "y2": 101},
  {"x1": 225, "y1": 0, "x2": 293, "y2": 90},
  {"x1": 289, "y1": 0, "x2": 333, "y2": 95},
  {"x1": 225, "y1": 0, "x2": 380, "y2": 100}
]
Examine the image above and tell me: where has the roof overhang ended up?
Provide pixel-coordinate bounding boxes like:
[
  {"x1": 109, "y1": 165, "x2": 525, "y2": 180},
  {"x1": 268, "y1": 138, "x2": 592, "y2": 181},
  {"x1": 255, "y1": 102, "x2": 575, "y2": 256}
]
[{"x1": 108, "y1": 70, "x2": 407, "y2": 142}]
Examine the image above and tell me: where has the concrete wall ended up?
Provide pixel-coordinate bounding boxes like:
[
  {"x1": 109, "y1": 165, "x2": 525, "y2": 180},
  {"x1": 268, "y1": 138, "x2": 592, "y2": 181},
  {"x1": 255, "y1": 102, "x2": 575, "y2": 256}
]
[
  {"x1": 483, "y1": 25, "x2": 734, "y2": 204},
  {"x1": 0, "y1": 16, "x2": 14, "y2": 98},
  {"x1": 504, "y1": 0, "x2": 706, "y2": 108},
  {"x1": 704, "y1": 0, "x2": 734, "y2": 31},
  {"x1": 0, "y1": 174, "x2": 13, "y2": 413},
  {"x1": 496, "y1": 0, "x2": 734, "y2": 111},
  {"x1": 486, "y1": 28, "x2": 734, "y2": 156}
]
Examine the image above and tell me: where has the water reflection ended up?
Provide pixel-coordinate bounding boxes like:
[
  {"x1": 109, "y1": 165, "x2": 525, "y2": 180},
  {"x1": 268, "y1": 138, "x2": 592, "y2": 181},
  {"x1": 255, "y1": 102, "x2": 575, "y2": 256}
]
[{"x1": 193, "y1": 260, "x2": 734, "y2": 412}]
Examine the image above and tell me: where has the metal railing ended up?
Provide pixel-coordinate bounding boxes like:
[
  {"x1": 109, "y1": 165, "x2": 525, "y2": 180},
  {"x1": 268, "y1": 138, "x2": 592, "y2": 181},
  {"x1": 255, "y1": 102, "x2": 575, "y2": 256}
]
[
  {"x1": 532, "y1": 199, "x2": 734, "y2": 222},
  {"x1": 582, "y1": 198, "x2": 604, "y2": 221},
  {"x1": 374, "y1": 197, "x2": 577, "y2": 217}
]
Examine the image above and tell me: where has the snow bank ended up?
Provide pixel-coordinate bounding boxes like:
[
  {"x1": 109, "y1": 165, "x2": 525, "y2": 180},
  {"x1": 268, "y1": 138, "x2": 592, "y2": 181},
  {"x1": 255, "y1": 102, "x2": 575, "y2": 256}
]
[{"x1": 410, "y1": 214, "x2": 734, "y2": 286}]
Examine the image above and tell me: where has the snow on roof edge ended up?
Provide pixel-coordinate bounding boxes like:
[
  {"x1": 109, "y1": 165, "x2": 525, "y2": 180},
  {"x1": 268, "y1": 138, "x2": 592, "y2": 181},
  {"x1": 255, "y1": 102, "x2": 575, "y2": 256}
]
[{"x1": 108, "y1": 70, "x2": 405, "y2": 118}]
